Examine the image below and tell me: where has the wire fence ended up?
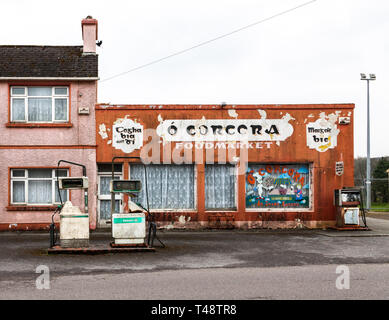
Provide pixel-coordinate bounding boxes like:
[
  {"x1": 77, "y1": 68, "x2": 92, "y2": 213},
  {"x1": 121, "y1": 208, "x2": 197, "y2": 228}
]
[{"x1": 354, "y1": 178, "x2": 389, "y2": 211}]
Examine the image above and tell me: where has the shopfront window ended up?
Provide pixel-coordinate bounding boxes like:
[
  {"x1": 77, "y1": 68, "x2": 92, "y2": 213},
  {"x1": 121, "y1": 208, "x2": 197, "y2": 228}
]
[
  {"x1": 130, "y1": 164, "x2": 195, "y2": 210},
  {"x1": 246, "y1": 164, "x2": 310, "y2": 209},
  {"x1": 205, "y1": 164, "x2": 236, "y2": 210}
]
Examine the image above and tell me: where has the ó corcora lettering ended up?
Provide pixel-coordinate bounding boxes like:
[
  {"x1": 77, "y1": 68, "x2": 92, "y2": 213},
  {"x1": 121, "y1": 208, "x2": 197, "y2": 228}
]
[{"x1": 167, "y1": 124, "x2": 280, "y2": 136}]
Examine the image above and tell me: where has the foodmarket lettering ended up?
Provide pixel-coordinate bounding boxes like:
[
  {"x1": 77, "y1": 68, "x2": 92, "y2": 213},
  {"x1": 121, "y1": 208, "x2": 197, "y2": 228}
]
[{"x1": 176, "y1": 141, "x2": 273, "y2": 149}]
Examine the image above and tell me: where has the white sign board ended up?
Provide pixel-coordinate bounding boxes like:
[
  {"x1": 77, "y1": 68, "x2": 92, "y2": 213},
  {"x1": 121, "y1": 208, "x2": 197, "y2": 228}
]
[
  {"x1": 156, "y1": 118, "x2": 294, "y2": 142},
  {"x1": 306, "y1": 118, "x2": 339, "y2": 152},
  {"x1": 112, "y1": 118, "x2": 143, "y2": 153}
]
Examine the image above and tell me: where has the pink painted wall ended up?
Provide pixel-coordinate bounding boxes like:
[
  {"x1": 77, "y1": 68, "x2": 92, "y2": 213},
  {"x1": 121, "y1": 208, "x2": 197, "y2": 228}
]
[
  {"x1": 0, "y1": 149, "x2": 97, "y2": 230},
  {"x1": 0, "y1": 80, "x2": 97, "y2": 231},
  {"x1": 0, "y1": 81, "x2": 97, "y2": 146}
]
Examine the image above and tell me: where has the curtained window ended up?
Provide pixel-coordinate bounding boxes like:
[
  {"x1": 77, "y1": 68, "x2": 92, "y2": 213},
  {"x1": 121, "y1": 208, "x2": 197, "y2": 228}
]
[
  {"x1": 11, "y1": 169, "x2": 68, "y2": 205},
  {"x1": 11, "y1": 86, "x2": 69, "y2": 123},
  {"x1": 205, "y1": 164, "x2": 236, "y2": 210},
  {"x1": 130, "y1": 164, "x2": 195, "y2": 210}
]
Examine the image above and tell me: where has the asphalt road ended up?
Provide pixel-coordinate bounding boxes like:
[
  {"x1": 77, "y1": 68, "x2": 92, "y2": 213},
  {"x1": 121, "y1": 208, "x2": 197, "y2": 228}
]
[
  {"x1": 2, "y1": 264, "x2": 389, "y2": 300},
  {"x1": 1, "y1": 217, "x2": 389, "y2": 300}
]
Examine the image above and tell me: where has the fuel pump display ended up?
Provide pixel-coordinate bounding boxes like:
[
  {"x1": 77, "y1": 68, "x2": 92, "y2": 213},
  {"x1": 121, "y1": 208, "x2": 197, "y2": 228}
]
[{"x1": 333, "y1": 188, "x2": 368, "y2": 230}]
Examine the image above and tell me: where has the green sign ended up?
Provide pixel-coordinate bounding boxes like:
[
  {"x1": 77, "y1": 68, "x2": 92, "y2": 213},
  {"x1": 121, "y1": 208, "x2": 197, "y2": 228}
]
[{"x1": 113, "y1": 217, "x2": 144, "y2": 224}]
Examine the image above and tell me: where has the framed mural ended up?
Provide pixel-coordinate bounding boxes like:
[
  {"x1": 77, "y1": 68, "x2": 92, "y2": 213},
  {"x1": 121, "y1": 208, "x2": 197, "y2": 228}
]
[{"x1": 246, "y1": 164, "x2": 311, "y2": 209}]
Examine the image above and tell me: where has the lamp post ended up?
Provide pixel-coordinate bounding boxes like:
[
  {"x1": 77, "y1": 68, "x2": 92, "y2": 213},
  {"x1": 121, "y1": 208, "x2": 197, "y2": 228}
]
[{"x1": 360, "y1": 73, "x2": 376, "y2": 211}]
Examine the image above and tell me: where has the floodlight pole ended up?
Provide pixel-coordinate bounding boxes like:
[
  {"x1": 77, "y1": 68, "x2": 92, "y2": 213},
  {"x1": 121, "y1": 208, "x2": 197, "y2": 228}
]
[
  {"x1": 361, "y1": 74, "x2": 375, "y2": 211},
  {"x1": 366, "y1": 79, "x2": 371, "y2": 211}
]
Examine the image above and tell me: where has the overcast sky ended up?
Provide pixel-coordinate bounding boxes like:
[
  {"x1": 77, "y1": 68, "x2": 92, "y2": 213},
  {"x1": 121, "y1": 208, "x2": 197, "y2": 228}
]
[{"x1": 1, "y1": 0, "x2": 388, "y2": 158}]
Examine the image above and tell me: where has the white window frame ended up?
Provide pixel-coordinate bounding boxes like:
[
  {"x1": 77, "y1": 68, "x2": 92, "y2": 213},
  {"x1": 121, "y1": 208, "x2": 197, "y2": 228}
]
[
  {"x1": 10, "y1": 168, "x2": 69, "y2": 206},
  {"x1": 10, "y1": 86, "x2": 69, "y2": 123}
]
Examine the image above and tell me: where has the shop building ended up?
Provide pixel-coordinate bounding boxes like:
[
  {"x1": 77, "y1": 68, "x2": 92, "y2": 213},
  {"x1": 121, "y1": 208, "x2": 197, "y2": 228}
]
[
  {"x1": 95, "y1": 103, "x2": 355, "y2": 229},
  {"x1": 0, "y1": 16, "x2": 356, "y2": 231},
  {"x1": 0, "y1": 17, "x2": 99, "y2": 231}
]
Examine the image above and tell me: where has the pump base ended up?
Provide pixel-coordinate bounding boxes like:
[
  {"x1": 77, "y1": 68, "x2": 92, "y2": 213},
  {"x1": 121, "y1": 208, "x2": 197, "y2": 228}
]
[
  {"x1": 47, "y1": 244, "x2": 155, "y2": 254},
  {"x1": 60, "y1": 239, "x2": 89, "y2": 248},
  {"x1": 328, "y1": 225, "x2": 370, "y2": 231},
  {"x1": 110, "y1": 241, "x2": 147, "y2": 248}
]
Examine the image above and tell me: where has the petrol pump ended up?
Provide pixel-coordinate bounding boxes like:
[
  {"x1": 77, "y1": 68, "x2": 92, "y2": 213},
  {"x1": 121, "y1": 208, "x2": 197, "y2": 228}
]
[
  {"x1": 110, "y1": 179, "x2": 147, "y2": 246},
  {"x1": 333, "y1": 187, "x2": 368, "y2": 230},
  {"x1": 49, "y1": 160, "x2": 89, "y2": 248},
  {"x1": 109, "y1": 156, "x2": 164, "y2": 248}
]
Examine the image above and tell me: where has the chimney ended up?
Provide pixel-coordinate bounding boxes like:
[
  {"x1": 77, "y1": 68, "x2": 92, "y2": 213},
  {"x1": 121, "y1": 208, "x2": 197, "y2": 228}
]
[{"x1": 81, "y1": 16, "x2": 98, "y2": 54}]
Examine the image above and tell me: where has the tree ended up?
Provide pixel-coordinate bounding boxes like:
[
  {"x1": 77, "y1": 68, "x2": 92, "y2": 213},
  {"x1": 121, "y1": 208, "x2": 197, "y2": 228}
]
[{"x1": 372, "y1": 157, "x2": 389, "y2": 204}]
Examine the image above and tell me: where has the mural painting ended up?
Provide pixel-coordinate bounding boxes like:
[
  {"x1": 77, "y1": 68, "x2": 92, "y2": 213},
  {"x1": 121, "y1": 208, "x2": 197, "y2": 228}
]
[{"x1": 246, "y1": 164, "x2": 310, "y2": 209}]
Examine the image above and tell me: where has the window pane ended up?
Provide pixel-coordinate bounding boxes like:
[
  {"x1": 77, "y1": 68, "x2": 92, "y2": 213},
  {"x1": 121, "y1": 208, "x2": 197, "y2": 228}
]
[
  {"x1": 54, "y1": 98, "x2": 67, "y2": 120},
  {"x1": 28, "y1": 98, "x2": 52, "y2": 121},
  {"x1": 12, "y1": 169, "x2": 25, "y2": 177},
  {"x1": 205, "y1": 165, "x2": 235, "y2": 209},
  {"x1": 97, "y1": 164, "x2": 123, "y2": 173},
  {"x1": 12, "y1": 181, "x2": 25, "y2": 203},
  {"x1": 55, "y1": 181, "x2": 68, "y2": 203},
  {"x1": 11, "y1": 98, "x2": 25, "y2": 121},
  {"x1": 28, "y1": 180, "x2": 52, "y2": 204},
  {"x1": 54, "y1": 88, "x2": 68, "y2": 95},
  {"x1": 28, "y1": 87, "x2": 52, "y2": 96},
  {"x1": 245, "y1": 164, "x2": 310, "y2": 209},
  {"x1": 28, "y1": 169, "x2": 52, "y2": 179},
  {"x1": 11, "y1": 87, "x2": 25, "y2": 95},
  {"x1": 100, "y1": 200, "x2": 120, "y2": 220},
  {"x1": 130, "y1": 165, "x2": 195, "y2": 209},
  {"x1": 55, "y1": 169, "x2": 68, "y2": 178},
  {"x1": 100, "y1": 176, "x2": 120, "y2": 195}
]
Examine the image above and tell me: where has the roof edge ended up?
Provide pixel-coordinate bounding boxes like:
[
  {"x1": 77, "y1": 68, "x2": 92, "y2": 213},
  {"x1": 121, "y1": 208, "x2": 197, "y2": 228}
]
[
  {"x1": 95, "y1": 103, "x2": 356, "y2": 110},
  {"x1": 0, "y1": 77, "x2": 99, "y2": 81}
]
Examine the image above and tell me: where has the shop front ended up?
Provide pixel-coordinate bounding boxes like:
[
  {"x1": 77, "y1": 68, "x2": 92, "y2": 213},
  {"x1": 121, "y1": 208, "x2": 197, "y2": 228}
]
[{"x1": 95, "y1": 103, "x2": 354, "y2": 229}]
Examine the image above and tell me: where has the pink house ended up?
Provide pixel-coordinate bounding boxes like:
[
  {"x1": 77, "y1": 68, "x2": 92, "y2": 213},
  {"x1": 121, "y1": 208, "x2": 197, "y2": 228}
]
[{"x1": 0, "y1": 17, "x2": 99, "y2": 231}]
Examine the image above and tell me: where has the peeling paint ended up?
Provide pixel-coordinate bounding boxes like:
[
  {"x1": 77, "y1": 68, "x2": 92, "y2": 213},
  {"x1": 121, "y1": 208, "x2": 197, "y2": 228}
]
[
  {"x1": 98, "y1": 123, "x2": 108, "y2": 139},
  {"x1": 228, "y1": 109, "x2": 239, "y2": 119},
  {"x1": 257, "y1": 109, "x2": 267, "y2": 119},
  {"x1": 178, "y1": 215, "x2": 191, "y2": 224}
]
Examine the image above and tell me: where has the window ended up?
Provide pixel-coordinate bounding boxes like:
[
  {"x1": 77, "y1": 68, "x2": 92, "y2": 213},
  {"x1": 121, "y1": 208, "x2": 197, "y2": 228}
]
[
  {"x1": 10, "y1": 86, "x2": 69, "y2": 122},
  {"x1": 130, "y1": 164, "x2": 195, "y2": 210},
  {"x1": 11, "y1": 169, "x2": 68, "y2": 205},
  {"x1": 97, "y1": 164, "x2": 123, "y2": 222},
  {"x1": 246, "y1": 164, "x2": 311, "y2": 209},
  {"x1": 205, "y1": 164, "x2": 236, "y2": 210}
]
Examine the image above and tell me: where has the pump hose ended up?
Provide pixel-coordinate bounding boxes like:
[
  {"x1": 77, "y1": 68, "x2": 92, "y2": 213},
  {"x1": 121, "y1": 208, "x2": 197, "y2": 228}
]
[
  {"x1": 49, "y1": 205, "x2": 63, "y2": 248},
  {"x1": 148, "y1": 220, "x2": 165, "y2": 248},
  {"x1": 146, "y1": 212, "x2": 165, "y2": 248}
]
